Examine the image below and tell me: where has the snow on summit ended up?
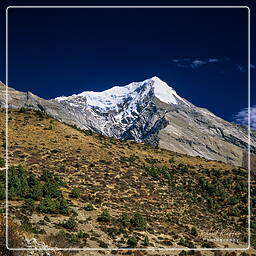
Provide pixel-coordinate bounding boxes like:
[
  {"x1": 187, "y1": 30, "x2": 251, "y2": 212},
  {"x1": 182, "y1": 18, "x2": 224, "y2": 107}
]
[
  {"x1": 54, "y1": 76, "x2": 189, "y2": 110},
  {"x1": 149, "y1": 76, "x2": 189, "y2": 106}
]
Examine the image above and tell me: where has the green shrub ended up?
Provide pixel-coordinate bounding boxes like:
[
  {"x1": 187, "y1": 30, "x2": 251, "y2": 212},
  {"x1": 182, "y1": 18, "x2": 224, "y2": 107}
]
[
  {"x1": 230, "y1": 207, "x2": 239, "y2": 216},
  {"x1": 30, "y1": 183, "x2": 43, "y2": 200},
  {"x1": 0, "y1": 158, "x2": 5, "y2": 167},
  {"x1": 41, "y1": 170, "x2": 64, "y2": 186},
  {"x1": 127, "y1": 236, "x2": 137, "y2": 248},
  {"x1": 206, "y1": 197, "x2": 213, "y2": 209},
  {"x1": 62, "y1": 216, "x2": 77, "y2": 229},
  {"x1": 37, "y1": 198, "x2": 59, "y2": 214},
  {"x1": 36, "y1": 110, "x2": 47, "y2": 118},
  {"x1": 22, "y1": 199, "x2": 35, "y2": 213},
  {"x1": 40, "y1": 170, "x2": 54, "y2": 182},
  {"x1": 143, "y1": 235, "x2": 149, "y2": 246},
  {"x1": 178, "y1": 238, "x2": 194, "y2": 248},
  {"x1": 37, "y1": 197, "x2": 68, "y2": 214},
  {"x1": 199, "y1": 176, "x2": 206, "y2": 187},
  {"x1": 169, "y1": 157, "x2": 175, "y2": 164},
  {"x1": 119, "y1": 212, "x2": 130, "y2": 226},
  {"x1": 69, "y1": 188, "x2": 80, "y2": 198},
  {"x1": 77, "y1": 231, "x2": 89, "y2": 239},
  {"x1": 8, "y1": 166, "x2": 29, "y2": 199},
  {"x1": 21, "y1": 216, "x2": 34, "y2": 233},
  {"x1": 177, "y1": 163, "x2": 189, "y2": 173},
  {"x1": 190, "y1": 227, "x2": 198, "y2": 237},
  {"x1": 58, "y1": 197, "x2": 69, "y2": 215},
  {"x1": 109, "y1": 137, "x2": 117, "y2": 144},
  {"x1": 130, "y1": 212, "x2": 146, "y2": 230},
  {"x1": 68, "y1": 233, "x2": 78, "y2": 243},
  {"x1": 145, "y1": 158, "x2": 159, "y2": 164},
  {"x1": 161, "y1": 240, "x2": 173, "y2": 246},
  {"x1": 84, "y1": 203, "x2": 94, "y2": 211},
  {"x1": 97, "y1": 209, "x2": 111, "y2": 222},
  {"x1": 228, "y1": 197, "x2": 239, "y2": 205},
  {"x1": 0, "y1": 183, "x2": 5, "y2": 200},
  {"x1": 144, "y1": 165, "x2": 172, "y2": 182},
  {"x1": 99, "y1": 240, "x2": 108, "y2": 248},
  {"x1": 83, "y1": 130, "x2": 93, "y2": 136},
  {"x1": 27, "y1": 173, "x2": 39, "y2": 186},
  {"x1": 19, "y1": 107, "x2": 27, "y2": 113},
  {"x1": 42, "y1": 181, "x2": 61, "y2": 198},
  {"x1": 6, "y1": 167, "x2": 47, "y2": 200},
  {"x1": 205, "y1": 183, "x2": 217, "y2": 195}
]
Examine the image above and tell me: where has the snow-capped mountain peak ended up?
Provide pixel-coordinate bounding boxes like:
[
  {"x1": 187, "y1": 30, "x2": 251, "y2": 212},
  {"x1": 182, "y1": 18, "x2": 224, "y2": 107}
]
[
  {"x1": 2, "y1": 79, "x2": 255, "y2": 167},
  {"x1": 149, "y1": 76, "x2": 189, "y2": 106},
  {"x1": 54, "y1": 76, "x2": 190, "y2": 111}
]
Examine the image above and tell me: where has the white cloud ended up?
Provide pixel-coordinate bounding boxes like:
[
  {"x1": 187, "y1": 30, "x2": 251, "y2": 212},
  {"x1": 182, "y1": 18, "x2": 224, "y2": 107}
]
[
  {"x1": 208, "y1": 58, "x2": 219, "y2": 63},
  {"x1": 190, "y1": 60, "x2": 207, "y2": 69},
  {"x1": 236, "y1": 64, "x2": 246, "y2": 72},
  {"x1": 234, "y1": 106, "x2": 256, "y2": 129},
  {"x1": 172, "y1": 58, "x2": 219, "y2": 69},
  {"x1": 172, "y1": 58, "x2": 253, "y2": 73}
]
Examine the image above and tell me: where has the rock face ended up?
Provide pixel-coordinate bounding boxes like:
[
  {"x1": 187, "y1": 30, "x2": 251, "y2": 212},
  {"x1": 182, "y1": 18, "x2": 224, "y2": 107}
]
[{"x1": 0, "y1": 77, "x2": 255, "y2": 167}]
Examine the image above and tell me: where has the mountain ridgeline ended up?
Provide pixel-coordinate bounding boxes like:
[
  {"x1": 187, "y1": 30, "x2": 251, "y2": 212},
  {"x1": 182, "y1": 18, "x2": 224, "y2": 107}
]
[{"x1": 0, "y1": 76, "x2": 255, "y2": 167}]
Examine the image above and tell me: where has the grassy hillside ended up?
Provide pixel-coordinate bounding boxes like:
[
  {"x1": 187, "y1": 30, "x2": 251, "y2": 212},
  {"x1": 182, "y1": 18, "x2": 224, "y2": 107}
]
[{"x1": 0, "y1": 108, "x2": 254, "y2": 255}]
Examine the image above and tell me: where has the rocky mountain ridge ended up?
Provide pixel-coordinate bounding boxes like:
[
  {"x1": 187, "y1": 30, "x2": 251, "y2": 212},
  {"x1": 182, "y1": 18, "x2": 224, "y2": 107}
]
[{"x1": 0, "y1": 77, "x2": 255, "y2": 167}]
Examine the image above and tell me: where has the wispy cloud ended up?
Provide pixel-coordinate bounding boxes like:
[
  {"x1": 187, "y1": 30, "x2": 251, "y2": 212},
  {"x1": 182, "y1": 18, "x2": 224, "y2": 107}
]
[
  {"x1": 236, "y1": 64, "x2": 246, "y2": 73},
  {"x1": 172, "y1": 58, "x2": 219, "y2": 69},
  {"x1": 236, "y1": 64, "x2": 256, "y2": 72},
  {"x1": 234, "y1": 106, "x2": 256, "y2": 129},
  {"x1": 172, "y1": 58, "x2": 256, "y2": 73},
  {"x1": 190, "y1": 60, "x2": 207, "y2": 69},
  {"x1": 208, "y1": 58, "x2": 219, "y2": 63}
]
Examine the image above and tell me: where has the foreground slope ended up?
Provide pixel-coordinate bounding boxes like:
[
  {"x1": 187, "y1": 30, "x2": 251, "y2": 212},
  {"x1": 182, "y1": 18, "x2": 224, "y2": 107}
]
[{"x1": 0, "y1": 108, "x2": 254, "y2": 255}]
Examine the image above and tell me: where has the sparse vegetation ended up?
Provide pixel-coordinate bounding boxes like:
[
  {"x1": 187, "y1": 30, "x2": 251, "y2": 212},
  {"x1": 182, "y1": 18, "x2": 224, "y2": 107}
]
[
  {"x1": 97, "y1": 209, "x2": 111, "y2": 222},
  {"x1": 62, "y1": 216, "x2": 77, "y2": 229},
  {"x1": 178, "y1": 237, "x2": 195, "y2": 248},
  {"x1": 22, "y1": 198, "x2": 35, "y2": 213},
  {"x1": 83, "y1": 129, "x2": 93, "y2": 136},
  {"x1": 0, "y1": 157, "x2": 5, "y2": 167},
  {"x1": 130, "y1": 212, "x2": 146, "y2": 231},
  {"x1": 19, "y1": 107, "x2": 27, "y2": 113},
  {"x1": 127, "y1": 236, "x2": 137, "y2": 248},
  {"x1": 0, "y1": 109, "x2": 251, "y2": 251},
  {"x1": 143, "y1": 235, "x2": 149, "y2": 246},
  {"x1": 84, "y1": 203, "x2": 94, "y2": 211},
  {"x1": 119, "y1": 212, "x2": 130, "y2": 227},
  {"x1": 69, "y1": 188, "x2": 81, "y2": 198},
  {"x1": 190, "y1": 226, "x2": 198, "y2": 237},
  {"x1": 169, "y1": 157, "x2": 175, "y2": 164}
]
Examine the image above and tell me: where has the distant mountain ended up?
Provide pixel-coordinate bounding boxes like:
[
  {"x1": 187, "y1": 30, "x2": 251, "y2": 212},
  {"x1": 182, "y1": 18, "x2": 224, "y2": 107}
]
[{"x1": 1, "y1": 77, "x2": 255, "y2": 167}]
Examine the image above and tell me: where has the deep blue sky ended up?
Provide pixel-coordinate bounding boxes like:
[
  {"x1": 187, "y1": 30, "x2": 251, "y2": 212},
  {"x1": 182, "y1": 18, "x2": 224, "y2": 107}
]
[{"x1": 0, "y1": 0, "x2": 255, "y2": 123}]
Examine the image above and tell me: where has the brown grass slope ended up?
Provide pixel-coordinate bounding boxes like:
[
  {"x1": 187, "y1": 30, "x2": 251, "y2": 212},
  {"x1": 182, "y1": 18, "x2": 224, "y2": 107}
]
[{"x1": 0, "y1": 108, "x2": 255, "y2": 256}]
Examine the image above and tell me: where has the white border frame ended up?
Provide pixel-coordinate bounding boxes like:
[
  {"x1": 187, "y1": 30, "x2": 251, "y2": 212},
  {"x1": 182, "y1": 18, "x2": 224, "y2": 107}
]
[{"x1": 5, "y1": 5, "x2": 251, "y2": 251}]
